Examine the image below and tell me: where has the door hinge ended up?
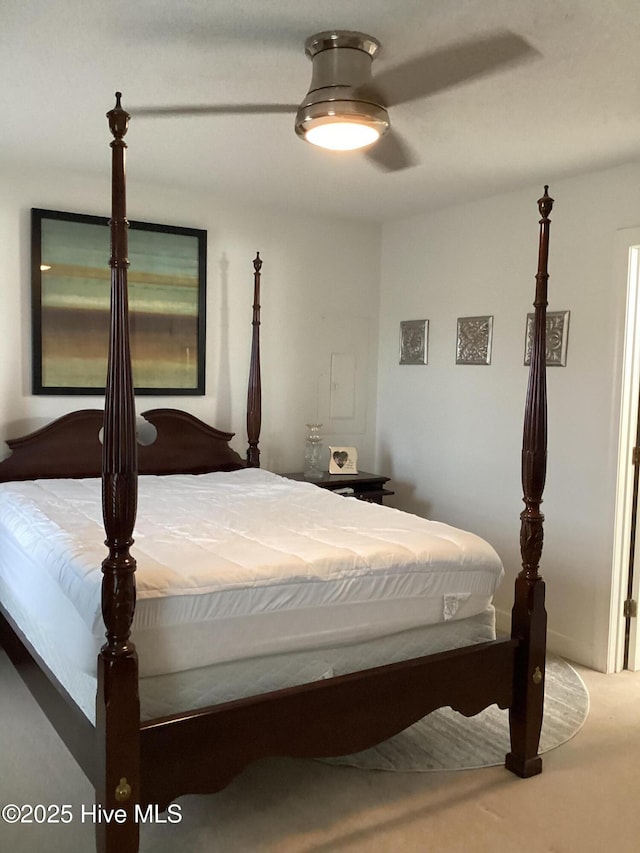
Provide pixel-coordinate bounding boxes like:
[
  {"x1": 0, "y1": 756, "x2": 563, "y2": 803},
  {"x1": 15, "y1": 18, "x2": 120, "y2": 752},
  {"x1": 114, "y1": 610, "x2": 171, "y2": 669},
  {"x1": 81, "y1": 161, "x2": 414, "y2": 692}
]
[
  {"x1": 624, "y1": 598, "x2": 638, "y2": 619},
  {"x1": 633, "y1": 447, "x2": 640, "y2": 466}
]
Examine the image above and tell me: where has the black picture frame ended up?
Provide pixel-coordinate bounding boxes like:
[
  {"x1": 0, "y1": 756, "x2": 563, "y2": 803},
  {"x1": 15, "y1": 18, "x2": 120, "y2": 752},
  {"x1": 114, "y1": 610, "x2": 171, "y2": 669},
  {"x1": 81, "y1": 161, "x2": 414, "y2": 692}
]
[{"x1": 31, "y1": 208, "x2": 207, "y2": 395}]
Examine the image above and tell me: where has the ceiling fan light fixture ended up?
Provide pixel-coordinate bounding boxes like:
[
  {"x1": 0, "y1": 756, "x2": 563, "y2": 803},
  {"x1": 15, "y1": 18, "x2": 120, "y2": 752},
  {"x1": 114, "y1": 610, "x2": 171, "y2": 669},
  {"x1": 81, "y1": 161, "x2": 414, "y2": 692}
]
[
  {"x1": 306, "y1": 121, "x2": 380, "y2": 151},
  {"x1": 295, "y1": 100, "x2": 389, "y2": 151},
  {"x1": 295, "y1": 30, "x2": 389, "y2": 153}
]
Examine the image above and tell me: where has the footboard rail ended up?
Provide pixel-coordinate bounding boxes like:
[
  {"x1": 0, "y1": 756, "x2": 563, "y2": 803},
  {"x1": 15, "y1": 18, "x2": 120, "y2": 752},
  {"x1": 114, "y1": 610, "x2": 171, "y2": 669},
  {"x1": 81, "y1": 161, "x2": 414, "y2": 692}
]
[{"x1": 140, "y1": 637, "x2": 518, "y2": 809}]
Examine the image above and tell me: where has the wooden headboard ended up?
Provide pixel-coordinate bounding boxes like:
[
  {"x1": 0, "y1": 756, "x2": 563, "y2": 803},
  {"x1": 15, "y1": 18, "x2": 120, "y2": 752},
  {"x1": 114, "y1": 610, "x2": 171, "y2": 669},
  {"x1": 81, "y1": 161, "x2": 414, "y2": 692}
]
[{"x1": 0, "y1": 408, "x2": 245, "y2": 482}]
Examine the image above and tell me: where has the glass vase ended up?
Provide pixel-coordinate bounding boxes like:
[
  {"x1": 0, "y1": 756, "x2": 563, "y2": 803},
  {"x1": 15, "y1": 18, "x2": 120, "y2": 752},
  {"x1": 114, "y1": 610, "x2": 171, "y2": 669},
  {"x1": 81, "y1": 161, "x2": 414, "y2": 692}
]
[{"x1": 304, "y1": 423, "x2": 324, "y2": 480}]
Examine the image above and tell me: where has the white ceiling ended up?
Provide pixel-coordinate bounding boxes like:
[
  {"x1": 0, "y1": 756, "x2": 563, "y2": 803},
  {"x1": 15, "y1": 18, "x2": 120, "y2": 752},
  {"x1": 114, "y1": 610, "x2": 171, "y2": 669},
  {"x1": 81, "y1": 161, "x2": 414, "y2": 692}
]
[{"x1": 3, "y1": 0, "x2": 640, "y2": 222}]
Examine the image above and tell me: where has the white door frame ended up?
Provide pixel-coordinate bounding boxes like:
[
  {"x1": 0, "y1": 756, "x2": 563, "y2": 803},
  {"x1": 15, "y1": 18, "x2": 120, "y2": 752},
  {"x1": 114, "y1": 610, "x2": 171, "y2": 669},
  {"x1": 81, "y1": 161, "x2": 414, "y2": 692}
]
[{"x1": 610, "y1": 229, "x2": 640, "y2": 672}]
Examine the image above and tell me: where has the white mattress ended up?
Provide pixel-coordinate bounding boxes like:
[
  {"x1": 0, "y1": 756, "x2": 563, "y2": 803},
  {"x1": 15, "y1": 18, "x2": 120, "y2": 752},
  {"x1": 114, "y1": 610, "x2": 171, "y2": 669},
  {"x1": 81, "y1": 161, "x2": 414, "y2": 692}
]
[{"x1": 0, "y1": 468, "x2": 504, "y2": 680}]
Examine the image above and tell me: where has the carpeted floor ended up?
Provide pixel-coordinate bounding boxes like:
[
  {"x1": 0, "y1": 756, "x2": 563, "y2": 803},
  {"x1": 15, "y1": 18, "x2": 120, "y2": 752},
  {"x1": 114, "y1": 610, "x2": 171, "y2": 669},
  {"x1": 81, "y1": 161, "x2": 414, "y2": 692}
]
[{"x1": 322, "y1": 654, "x2": 589, "y2": 771}]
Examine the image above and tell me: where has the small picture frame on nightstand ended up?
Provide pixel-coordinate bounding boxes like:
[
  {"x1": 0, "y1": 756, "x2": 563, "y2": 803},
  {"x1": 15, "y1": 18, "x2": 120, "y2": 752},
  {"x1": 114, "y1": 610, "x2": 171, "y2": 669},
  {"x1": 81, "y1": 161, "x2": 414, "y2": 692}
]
[{"x1": 329, "y1": 446, "x2": 358, "y2": 475}]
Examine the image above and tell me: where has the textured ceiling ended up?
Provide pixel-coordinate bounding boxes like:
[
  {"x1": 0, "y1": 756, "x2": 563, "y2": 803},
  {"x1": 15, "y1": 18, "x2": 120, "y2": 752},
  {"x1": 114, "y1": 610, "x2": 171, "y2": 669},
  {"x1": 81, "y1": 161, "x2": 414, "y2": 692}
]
[{"x1": 3, "y1": 0, "x2": 640, "y2": 221}]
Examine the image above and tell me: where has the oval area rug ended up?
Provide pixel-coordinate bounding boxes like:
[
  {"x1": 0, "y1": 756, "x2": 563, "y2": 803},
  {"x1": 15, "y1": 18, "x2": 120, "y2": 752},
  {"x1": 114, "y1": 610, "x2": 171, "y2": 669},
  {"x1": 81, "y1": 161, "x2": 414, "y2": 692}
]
[{"x1": 320, "y1": 654, "x2": 589, "y2": 772}]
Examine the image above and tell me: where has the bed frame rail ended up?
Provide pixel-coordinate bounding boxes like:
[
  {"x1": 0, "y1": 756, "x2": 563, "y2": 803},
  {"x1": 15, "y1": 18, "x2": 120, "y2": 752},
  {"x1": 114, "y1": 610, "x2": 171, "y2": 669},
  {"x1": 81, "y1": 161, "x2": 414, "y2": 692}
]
[{"x1": 140, "y1": 638, "x2": 518, "y2": 809}]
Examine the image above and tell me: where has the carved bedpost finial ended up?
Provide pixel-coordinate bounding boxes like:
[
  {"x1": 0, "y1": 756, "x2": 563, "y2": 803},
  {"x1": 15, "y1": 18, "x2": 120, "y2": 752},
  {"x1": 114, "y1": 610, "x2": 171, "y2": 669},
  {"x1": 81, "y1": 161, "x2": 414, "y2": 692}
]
[
  {"x1": 107, "y1": 91, "x2": 130, "y2": 141},
  {"x1": 538, "y1": 185, "x2": 553, "y2": 221},
  {"x1": 253, "y1": 251, "x2": 262, "y2": 273}
]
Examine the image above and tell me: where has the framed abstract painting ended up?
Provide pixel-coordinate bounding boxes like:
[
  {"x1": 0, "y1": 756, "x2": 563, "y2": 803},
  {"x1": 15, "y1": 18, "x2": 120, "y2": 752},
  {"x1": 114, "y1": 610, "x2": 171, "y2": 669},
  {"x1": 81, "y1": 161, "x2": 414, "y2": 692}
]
[{"x1": 31, "y1": 208, "x2": 207, "y2": 395}]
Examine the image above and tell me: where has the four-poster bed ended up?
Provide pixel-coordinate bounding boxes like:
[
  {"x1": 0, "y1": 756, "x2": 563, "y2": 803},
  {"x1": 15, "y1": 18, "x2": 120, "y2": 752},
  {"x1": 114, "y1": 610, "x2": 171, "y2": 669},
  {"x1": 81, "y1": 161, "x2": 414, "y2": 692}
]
[{"x1": 0, "y1": 94, "x2": 552, "y2": 853}]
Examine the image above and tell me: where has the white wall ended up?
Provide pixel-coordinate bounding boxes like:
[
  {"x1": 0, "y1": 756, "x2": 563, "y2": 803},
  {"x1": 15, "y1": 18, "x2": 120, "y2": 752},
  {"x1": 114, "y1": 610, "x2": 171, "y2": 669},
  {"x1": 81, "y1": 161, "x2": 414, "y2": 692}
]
[
  {"x1": 0, "y1": 164, "x2": 381, "y2": 473},
  {"x1": 377, "y1": 162, "x2": 640, "y2": 672}
]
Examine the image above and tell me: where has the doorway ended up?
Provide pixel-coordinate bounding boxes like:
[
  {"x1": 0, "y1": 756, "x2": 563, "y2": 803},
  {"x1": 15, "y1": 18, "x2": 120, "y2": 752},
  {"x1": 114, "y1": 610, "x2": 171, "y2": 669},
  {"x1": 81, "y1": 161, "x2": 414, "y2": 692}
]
[{"x1": 611, "y1": 229, "x2": 640, "y2": 671}]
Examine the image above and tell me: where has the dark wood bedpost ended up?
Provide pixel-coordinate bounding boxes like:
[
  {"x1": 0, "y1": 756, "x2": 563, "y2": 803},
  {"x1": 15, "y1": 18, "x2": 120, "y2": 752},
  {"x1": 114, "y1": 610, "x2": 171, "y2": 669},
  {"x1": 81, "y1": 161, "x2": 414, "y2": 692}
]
[
  {"x1": 246, "y1": 252, "x2": 262, "y2": 467},
  {"x1": 95, "y1": 92, "x2": 141, "y2": 853},
  {"x1": 505, "y1": 186, "x2": 552, "y2": 778}
]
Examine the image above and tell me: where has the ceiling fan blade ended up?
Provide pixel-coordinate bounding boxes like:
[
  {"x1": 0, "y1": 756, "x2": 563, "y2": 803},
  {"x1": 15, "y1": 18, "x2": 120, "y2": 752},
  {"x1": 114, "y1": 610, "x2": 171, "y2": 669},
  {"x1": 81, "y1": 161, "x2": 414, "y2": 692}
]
[
  {"x1": 130, "y1": 103, "x2": 298, "y2": 118},
  {"x1": 368, "y1": 31, "x2": 538, "y2": 108},
  {"x1": 364, "y1": 128, "x2": 418, "y2": 172}
]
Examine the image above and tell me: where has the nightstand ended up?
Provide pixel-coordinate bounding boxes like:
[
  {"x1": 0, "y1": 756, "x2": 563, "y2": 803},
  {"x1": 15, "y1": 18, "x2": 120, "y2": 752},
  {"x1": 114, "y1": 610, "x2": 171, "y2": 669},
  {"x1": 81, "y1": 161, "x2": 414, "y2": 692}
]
[{"x1": 282, "y1": 471, "x2": 394, "y2": 504}]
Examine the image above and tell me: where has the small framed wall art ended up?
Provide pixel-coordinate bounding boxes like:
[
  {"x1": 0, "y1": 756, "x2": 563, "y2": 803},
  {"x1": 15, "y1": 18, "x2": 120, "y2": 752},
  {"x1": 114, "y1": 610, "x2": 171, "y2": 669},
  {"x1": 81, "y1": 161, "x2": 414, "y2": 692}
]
[
  {"x1": 399, "y1": 319, "x2": 429, "y2": 365},
  {"x1": 524, "y1": 310, "x2": 570, "y2": 366},
  {"x1": 456, "y1": 315, "x2": 494, "y2": 365}
]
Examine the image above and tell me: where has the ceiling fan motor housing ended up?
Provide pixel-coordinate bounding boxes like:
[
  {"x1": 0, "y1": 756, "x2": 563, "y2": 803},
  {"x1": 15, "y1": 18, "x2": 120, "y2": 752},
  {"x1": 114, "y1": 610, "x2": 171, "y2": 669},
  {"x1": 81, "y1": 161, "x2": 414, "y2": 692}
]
[{"x1": 295, "y1": 31, "x2": 390, "y2": 141}]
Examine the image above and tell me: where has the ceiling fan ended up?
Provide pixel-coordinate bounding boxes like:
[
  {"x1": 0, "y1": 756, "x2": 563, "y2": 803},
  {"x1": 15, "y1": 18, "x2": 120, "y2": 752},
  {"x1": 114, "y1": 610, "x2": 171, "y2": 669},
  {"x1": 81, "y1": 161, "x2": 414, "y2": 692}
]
[{"x1": 131, "y1": 29, "x2": 536, "y2": 172}]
